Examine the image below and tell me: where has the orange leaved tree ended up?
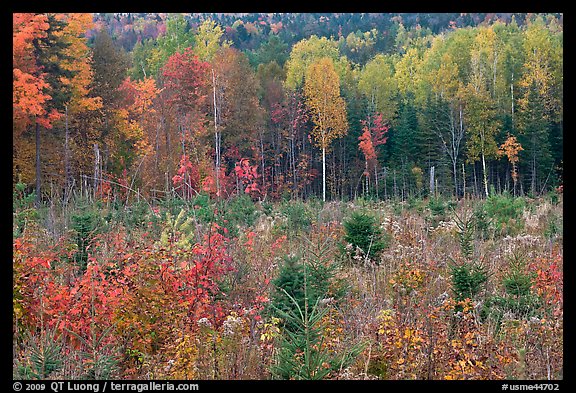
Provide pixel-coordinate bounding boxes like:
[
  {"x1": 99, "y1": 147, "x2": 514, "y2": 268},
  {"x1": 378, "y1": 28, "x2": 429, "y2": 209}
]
[{"x1": 498, "y1": 134, "x2": 523, "y2": 196}]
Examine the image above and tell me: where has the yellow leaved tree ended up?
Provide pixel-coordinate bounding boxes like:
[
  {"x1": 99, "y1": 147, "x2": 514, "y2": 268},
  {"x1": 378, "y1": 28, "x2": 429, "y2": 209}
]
[{"x1": 304, "y1": 57, "x2": 348, "y2": 201}]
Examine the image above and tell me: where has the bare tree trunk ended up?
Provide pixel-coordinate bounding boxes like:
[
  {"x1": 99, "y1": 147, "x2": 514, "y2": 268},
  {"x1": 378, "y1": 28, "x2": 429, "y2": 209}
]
[
  {"x1": 155, "y1": 115, "x2": 161, "y2": 175},
  {"x1": 64, "y1": 105, "x2": 71, "y2": 201},
  {"x1": 260, "y1": 130, "x2": 265, "y2": 196},
  {"x1": 393, "y1": 169, "x2": 397, "y2": 199},
  {"x1": 462, "y1": 163, "x2": 466, "y2": 199},
  {"x1": 322, "y1": 146, "x2": 326, "y2": 202},
  {"x1": 292, "y1": 139, "x2": 297, "y2": 197},
  {"x1": 429, "y1": 166, "x2": 435, "y2": 197},
  {"x1": 383, "y1": 167, "x2": 388, "y2": 200},
  {"x1": 374, "y1": 165, "x2": 379, "y2": 199},
  {"x1": 482, "y1": 152, "x2": 489, "y2": 198},
  {"x1": 93, "y1": 143, "x2": 101, "y2": 199},
  {"x1": 35, "y1": 121, "x2": 41, "y2": 206},
  {"x1": 212, "y1": 69, "x2": 221, "y2": 199},
  {"x1": 512, "y1": 163, "x2": 517, "y2": 197},
  {"x1": 511, "y1": 72, "x2": 515, "y2": 127}
]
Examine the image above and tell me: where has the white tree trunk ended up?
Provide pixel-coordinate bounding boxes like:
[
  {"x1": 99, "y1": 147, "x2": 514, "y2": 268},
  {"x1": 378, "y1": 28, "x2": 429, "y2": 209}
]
[
  {"x1": 322, "y1": 146, "x2": 326, "y2": 202},
  {"x1": 212, "y1": 68, "x2": 220, "y2": 198},
  {"x1": 482, "y1": 151, "x2": 489, "y2": 198}
]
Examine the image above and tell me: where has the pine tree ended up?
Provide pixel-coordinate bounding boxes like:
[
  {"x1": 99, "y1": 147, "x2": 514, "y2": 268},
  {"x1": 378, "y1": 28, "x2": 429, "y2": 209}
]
[
  {"x1": 517, "y1": 81, "x2": 553, "y2": 195},
  {"x1": 31, "y1": 14, "x2": 74, "y2": 204}
]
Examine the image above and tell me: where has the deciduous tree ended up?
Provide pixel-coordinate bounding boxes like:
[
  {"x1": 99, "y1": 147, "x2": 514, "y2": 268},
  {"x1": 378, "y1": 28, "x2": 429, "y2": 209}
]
[{"x1": 304, "y1": 57, "x2": 348, "y2": 201}]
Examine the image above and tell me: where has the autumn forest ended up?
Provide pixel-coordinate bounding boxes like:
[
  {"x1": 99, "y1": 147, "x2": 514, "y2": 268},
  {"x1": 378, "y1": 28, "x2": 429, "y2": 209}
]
[{"x1": 13, "y1": 12, "x2": 563, "y2": 381}]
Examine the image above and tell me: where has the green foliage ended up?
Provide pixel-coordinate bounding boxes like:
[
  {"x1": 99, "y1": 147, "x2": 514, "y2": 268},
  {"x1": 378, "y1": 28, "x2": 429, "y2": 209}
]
[
  {"x1": 71, "y1": 203, "x2": 100, "y2": 273},
  {"x1": 279, "y1": 200, "x2": 313, "y2": 236},
  {"x1": 517, "y1": 81, "x2": 554, "y2": 195},
  {"x1": 427, "y1": 196, "x2": 456, "y2": 225},
  {"x1": 545, "y1": 189, "x2": 561, "y2": 206},
  {"x1": 270, "y1": 288, "x2": 363, "y2": 380},
  {"x1": 13, "y1": 182, "x2": 39, "y2": 237},
  {"x1": 15, "y1": 328, "x2": 63, "y2": 380},
  {"x1": 271, "y1": 255, "x2": 306, "y2": 331},
  {"x1": 452, "y1": 206, "x2": 476, "y2": 260},
  {"x1": 158, "y1": 195, "x2": 188, "y2": 217},
  {"x1": 427, "y1": 197, "x2": 447, "y2": 227},
  {"x1": 248, "y1": 35, "x2": 290, "y2": 67},
  {"x1": 271, "y1": 235, "x2": 346, "y2": 333},
  {"x1": 147, "y1": 15, "x2": 195, "y2": 77},
  {"x1": 123, "y1": 200, "x2": 152, "y2": 230},
  {"x1": 502, "y1": 253, "x2": 535, "y2": 298},
  {"x1": 189, "y1": 193, "x2": 216, "y2": 223},
  {"x1": 482, "y1": 191, "x2": 525, "y2": 236},
  {"x1": 343, "y1": 210, "x2": 387, "y2": 261},
  {"x1": 484, "y1": 252, "x2": 542, "y2": 322},
  {"x1": 220, "y1": 194, "x2": 258, "y2": 237},
  {"x1": 159, "y1": 208, "x2": 196, "y2": 250},
  {"x1": 544, "y1": 210, "x2": 562, "y2": 240},
  {"x1": 487, "y1": 294, "x2": 542, "y2": 322},
  {"x1": 450, "y1": 261, "x2": 488, "y2": 303},
  {"x1": 260, "y1": 200, "x2": 274, "y2": 217},
  {"x1": 407, "y1": 196, "x2": 426, "y2": 213},
  {"x1": 67, "y1": 324, "x2": 119, "y2": 380},
  {"x1": 472, "y1": 201, "x2": 492, "y2": 240}
]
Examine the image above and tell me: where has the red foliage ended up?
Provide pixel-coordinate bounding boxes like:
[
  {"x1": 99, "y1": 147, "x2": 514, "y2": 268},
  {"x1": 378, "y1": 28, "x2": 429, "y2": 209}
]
[
  {"x1": 162, "y1": 48, "x2": 210, "y2": 114},
  {"x1": 234, "y1": 158, "x2": 261, "y2": 197},
  {"x1": 13, "y1": 13, "x2": 63, "y2": 130},
  {"x1": 172, "y1": 154, "x2": 200, "y2": 198},
  {"x1": 201, "y1": 165, "x2": 233, "y2": 199},
  {"x1": 530, "y1": 250, "x2": 563, "y2": 316},
  {"x1": 358, "y1": 112, "x2": 389, "y2": 172}
]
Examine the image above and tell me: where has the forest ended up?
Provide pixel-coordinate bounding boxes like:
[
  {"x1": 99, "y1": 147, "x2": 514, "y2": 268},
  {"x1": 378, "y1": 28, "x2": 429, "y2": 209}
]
[{"x1": 13, "y1": 12, "x2": 562, "y2": 381}]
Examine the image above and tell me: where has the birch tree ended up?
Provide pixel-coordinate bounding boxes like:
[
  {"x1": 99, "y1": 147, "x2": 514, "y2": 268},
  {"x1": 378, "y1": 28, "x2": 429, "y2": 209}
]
[{"x1": 304, "y1": 57, "x2": 348, "y2": 201}]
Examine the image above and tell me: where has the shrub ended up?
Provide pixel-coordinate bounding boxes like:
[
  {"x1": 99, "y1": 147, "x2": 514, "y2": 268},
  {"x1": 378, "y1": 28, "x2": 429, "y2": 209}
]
[
  {"x1": 68, "y1": 324, "x2": 120, "y2": 379},
  {"x1": 13, "y1": 182, "x2": 39, "y2": 237},
  {"x1": 279, "y1": 200, "x2": 313, "y2": 236},
  {"x1": 105, "y1": 199, "x2": 151, "y2": 232},
  {"x1": 407, "y1": 196, "x2": 425, "y2": 214},
  {"x1": 260, "y1": 200, "x2": 274, "y2": 217},
  {"x1": 14, "y1": 328, "x2": 63, "y2": 379},
  {"x1": 71, "y1": 206, "x2": 100, "y2": 274},
  {"x1": 428, "y1": 196, "x2": 447, "y2": 218},
  {"x1": 270, "y1": 286, "x2": 363, "y2": 380},
  {"x1": 472, "y1": 202, "x2": 492, "y2": 240},
  {"x1": 159, "y1": 208, "x2": 196, "y2": 250},
  {"x1": 270, "y1": 235, "x2": 346, "y2": 334},
  {"x1": 544, "y1": 210, "x2": 562, "y2": 241},
  {"x1": 343, "y1": 211, "x2": 387, "y2": 261},
  {"x1": 483, "y1": 191, "x2": 525, "y2": 236},
  {"x1": 450, "y1": 262, "x2": 487, "y2": 303},
  {"x1": 483, "y1": 253, "x2": 542, "y2": 323},
  {"x1": 452, "y1": 207, "x2": 476, "y2": 260},
  {"x1": 123, "y1": 200, "x2": 151, "y2": 230},
  {"x1": 220, "y1": 194, "x2": 258, "y2": 237},
  {"x1": 158, "y1": 195, "x2": 187, "y2": 217},
  {"x1": 189, "y1": 193, "x2": 216, "y2": 223}
]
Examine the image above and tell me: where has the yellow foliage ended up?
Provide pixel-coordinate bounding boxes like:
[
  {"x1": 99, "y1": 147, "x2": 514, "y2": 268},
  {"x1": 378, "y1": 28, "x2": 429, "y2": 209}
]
[{"x1": 304, "y1": 57, "x2": 348, "y2": 150}]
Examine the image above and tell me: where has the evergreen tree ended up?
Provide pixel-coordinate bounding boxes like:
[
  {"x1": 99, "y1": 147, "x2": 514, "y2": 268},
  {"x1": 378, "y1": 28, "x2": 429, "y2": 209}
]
[
  {"x1": 269, "y1": 239, "x2": 360, "y2": 380},
  {"x1": 517, "y1": 81, "x2": 553, "y2": 195},
  {"x1": 31, "y1": 14, "x2": 74, "y2": 204},
  {"x1": 91, "y1": 29, "x2": 130, "y2": 107}
]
